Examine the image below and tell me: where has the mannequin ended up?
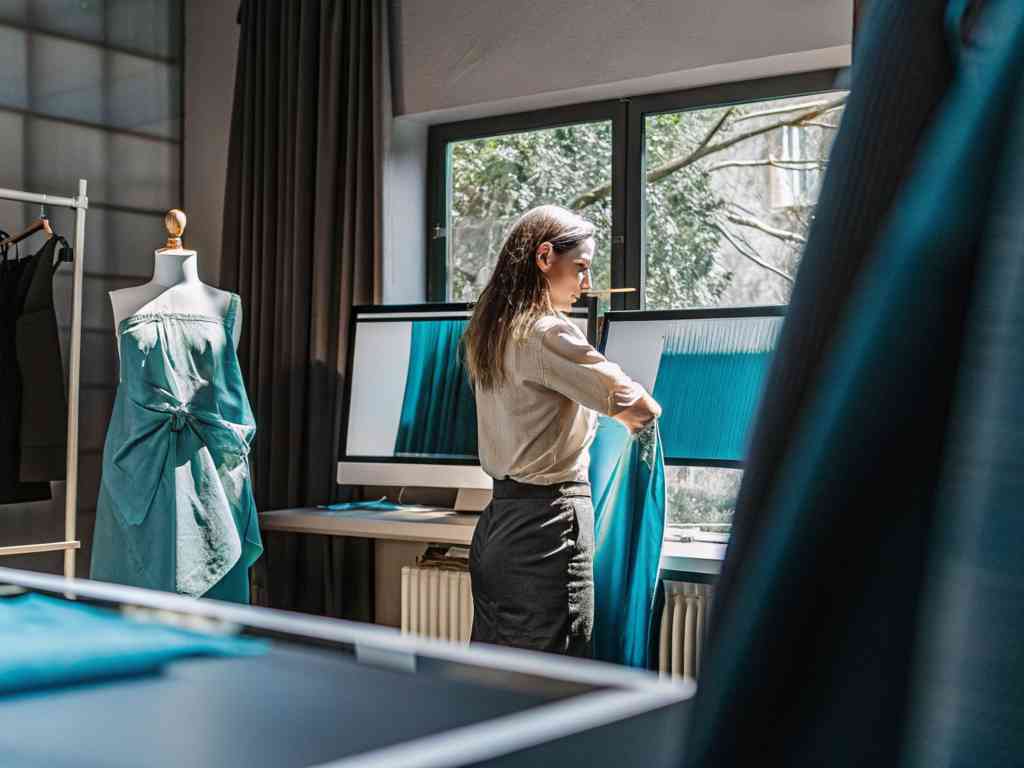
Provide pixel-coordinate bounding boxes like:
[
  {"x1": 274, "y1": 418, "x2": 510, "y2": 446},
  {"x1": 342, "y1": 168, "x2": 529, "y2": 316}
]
[
  {"x1": 110, "y1": 209, "x2": 241, "y2": 356},
  {"x1": 93, "y1": 206, "x2": 261, "y2": 604}
]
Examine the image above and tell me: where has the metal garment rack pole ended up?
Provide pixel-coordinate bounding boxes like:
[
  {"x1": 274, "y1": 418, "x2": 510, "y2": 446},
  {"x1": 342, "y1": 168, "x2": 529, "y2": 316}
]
[{"x1": 0, "y1": 180, "x2": 88, "y2": 578}]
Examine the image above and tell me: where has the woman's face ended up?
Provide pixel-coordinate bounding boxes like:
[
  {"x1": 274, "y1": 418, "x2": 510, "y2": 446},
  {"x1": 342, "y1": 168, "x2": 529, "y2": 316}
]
[{"x1": 537, "y1": 237, "x2": 594, "y2": 311}]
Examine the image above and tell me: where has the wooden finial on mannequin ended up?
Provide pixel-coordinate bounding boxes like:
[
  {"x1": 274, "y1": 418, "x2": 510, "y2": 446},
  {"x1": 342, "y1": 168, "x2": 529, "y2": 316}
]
[{"x1": 161, "y1": 209, "x2": 187, "y2": 250}]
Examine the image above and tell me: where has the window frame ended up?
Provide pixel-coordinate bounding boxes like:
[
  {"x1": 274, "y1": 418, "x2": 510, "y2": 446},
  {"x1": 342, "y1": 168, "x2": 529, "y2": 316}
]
[
  {"x1": 426, "y1": 99, "x2": 628, "y2": 307},
  {"x1": 427, "y1": 69, "x2": 845, "y2": 312}
]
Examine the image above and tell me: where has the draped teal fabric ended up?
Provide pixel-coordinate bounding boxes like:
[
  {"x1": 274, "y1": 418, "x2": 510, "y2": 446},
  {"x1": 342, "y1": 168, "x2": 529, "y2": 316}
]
[
  {"x1": 91, "y1": 295, "x2": 263, "y2": 603},
  {"x1": 686, "y1": 1, "x2": 1024, "y2": 766},
  {"x1": 395, "y1": 320, "x2": 478, "y2": 459},
  {"x1": 589, "y1": 417, "x2": 665, "y2": 668},
  {"x1": 652, "y1": 318, "x2": 781, "y2": 463},
  {"x1": 0, "y1": 593, "x2": 265, "y2": 696}
]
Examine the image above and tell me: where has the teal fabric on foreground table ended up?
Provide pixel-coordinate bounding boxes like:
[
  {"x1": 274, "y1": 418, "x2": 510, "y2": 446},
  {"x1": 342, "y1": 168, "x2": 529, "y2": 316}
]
[
  {"x1": 0, "y1": 593, "x2": 265, "y2": 696},
  {"x1": 589, "y1": 418, "x2": 665, "y2": 668},
  {"x1": 395, "y1": 319, "x2": 478, "y2": 459},
  {"x1": 91, "y1": 295, "x2": 263, "y2": 603}
]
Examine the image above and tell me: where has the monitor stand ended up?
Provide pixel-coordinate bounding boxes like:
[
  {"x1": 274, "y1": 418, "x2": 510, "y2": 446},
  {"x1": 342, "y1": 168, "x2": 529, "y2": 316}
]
[
  {"x1": 336, "y1": 463, "x2": 494, "y2": 513},
  {"x1": 454, "y1": 487, "x2": 491, "y2": 513}
]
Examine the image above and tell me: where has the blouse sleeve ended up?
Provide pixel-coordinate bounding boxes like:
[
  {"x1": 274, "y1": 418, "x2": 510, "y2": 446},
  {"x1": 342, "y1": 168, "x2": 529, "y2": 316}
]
[{"x1": 535, "y1": 319, "x2": 646, "y2": 416}]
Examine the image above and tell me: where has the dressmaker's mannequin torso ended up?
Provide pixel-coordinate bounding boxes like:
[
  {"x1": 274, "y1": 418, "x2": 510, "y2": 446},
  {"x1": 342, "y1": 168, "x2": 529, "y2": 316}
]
[
  {"x1": 92, "y1": 208, "x2": 261, "y2": 603},
  {"x1": 110, "y1": 211, "x2": 241, "y2": 359}
]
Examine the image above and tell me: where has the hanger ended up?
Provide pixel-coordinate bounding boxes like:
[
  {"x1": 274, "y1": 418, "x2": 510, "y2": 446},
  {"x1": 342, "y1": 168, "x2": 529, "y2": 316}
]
[{"x1": 0, "y1": 204, "x2": 54, "y2": 251}]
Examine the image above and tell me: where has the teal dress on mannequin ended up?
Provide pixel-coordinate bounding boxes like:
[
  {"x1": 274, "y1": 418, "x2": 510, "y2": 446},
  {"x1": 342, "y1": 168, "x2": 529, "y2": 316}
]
[{"x1": 91, "y1": 294, "x2": 262, "y2": 603}]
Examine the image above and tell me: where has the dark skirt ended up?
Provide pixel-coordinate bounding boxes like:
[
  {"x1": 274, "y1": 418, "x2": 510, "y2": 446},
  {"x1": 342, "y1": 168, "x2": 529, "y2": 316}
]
[{"x1": 469, "y1": 478, "x2": 594, "y2": 658}]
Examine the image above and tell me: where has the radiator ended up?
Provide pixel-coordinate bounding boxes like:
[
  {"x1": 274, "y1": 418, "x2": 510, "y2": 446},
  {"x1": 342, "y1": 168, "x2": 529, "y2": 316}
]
[
  {"x1": 400, "y1": 567, "x2": 474, "y2": 643},
  {"x1": 658, "y1": 580, "x2": 714, "y2": 680}
]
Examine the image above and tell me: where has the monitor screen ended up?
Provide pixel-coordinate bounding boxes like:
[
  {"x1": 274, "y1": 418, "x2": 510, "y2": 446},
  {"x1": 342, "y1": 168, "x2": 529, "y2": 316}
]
[
  {"x1": 342, "y1": 302, "x2": 595, "y2": 466},
  {"x1": 601, "y1": 307, "x2": 785, "y2": 467}
]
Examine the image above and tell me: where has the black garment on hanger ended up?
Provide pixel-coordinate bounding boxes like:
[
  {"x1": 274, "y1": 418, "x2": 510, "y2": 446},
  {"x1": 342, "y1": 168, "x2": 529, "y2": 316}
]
[
  {"x1": 16, "y1": 236, "x2": 68, "y2": 483},
  {"x1": 0, "y1": 237, "x2": 51, "y2": 503},
  {"x1": 0, "y1": 237, "x2": 68, "y2": 507}
]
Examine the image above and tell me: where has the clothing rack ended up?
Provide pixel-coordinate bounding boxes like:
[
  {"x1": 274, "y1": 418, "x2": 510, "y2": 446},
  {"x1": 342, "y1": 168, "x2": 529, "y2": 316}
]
[{"x1": 0, "y1": 180, "x2": 88, "y2": 579}]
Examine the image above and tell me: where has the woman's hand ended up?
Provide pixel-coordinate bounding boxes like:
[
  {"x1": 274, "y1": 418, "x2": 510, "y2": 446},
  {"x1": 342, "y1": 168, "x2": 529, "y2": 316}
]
[{"x1": 614, "y1": 391, "x2": 661, "y2": 434}]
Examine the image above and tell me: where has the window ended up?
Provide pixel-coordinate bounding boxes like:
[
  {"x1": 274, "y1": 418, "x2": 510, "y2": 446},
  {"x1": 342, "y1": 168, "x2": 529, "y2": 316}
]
[
  {"x1": 638, "y1": 87, "x2": 844, "y2": 532},
  {"x1": 429, "y1": 72, "x2": 848, "y2": 536},
  {"x1": 664, "y1": 465, "x2": 741, "y2": 543},
  {"x1": 642, "y1": 93, "x2": 844, "y2": 311},
  {"x1": 445, "y1": 119, "x2": 614, "y2": 310},
  {"x1": 773, "y1": 124, "x2": 826, "y2": 207}
]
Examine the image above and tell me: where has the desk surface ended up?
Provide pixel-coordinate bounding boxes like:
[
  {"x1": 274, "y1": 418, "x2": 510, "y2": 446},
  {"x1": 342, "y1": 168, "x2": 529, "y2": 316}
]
[
  {"x1": 0, "y1": 645, "x2": 559, "y2": 768},
  {"x1": 260, "y1": 507, "x2": 726, "y2": 576},
  {"x1": 0, "y1": 567, "x2": 693, "y2": 768},
  {"x1": 261, "y1": 506, "x2": 479, "y2": 545}
]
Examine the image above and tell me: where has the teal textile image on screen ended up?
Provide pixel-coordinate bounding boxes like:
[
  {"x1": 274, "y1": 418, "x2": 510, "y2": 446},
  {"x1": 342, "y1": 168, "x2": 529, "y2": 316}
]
[
  {"x1": 602, "y1": 310, "x2": 784, "y2": 466},
  {"x1": 652, "y1": 317, "x2": 780, "y2": 463},
  {"x1": 395, "y1": 319, "x2": 478, "y2": 459},
  {"x1": 343, "y1": 304, "x2": 594, "y2": 465}
]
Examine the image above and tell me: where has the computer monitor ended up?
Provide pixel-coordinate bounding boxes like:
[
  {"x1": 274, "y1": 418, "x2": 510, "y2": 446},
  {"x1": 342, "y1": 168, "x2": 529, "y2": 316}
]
[
  {"x1": 338, "y1": 300, "x2": 597, "y2": 509},
  {"x1": 601, "y1": 306, "x2": 785, "y2": 467}
]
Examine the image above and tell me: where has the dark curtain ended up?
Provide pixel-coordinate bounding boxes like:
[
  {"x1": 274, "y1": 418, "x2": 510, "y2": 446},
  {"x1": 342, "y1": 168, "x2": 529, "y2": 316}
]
[
  {"x1": 686, "y1": 0, "x2": 1024, "y2": 766},
  {"x1": 221, "y1": 0, "x2": 391, "y2": 620}
]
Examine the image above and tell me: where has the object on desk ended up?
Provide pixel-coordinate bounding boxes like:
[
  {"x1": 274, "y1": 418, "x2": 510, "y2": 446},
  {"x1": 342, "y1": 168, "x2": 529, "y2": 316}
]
[
  {"x1": 318, "y1": 497, "x2": 403, "y2": 512},
  {"x1": 0, "y1": 593, "x2": 266, "y2": 696},
  {"x1": 589, "y1": 417, "x2": 666, "y2": 669}
]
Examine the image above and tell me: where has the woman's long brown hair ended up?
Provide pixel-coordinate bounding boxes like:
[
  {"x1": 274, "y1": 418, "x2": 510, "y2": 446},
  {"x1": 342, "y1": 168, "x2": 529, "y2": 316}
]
[{"x1": 463, "y1": 205, "x2": 595, "y2": 391}]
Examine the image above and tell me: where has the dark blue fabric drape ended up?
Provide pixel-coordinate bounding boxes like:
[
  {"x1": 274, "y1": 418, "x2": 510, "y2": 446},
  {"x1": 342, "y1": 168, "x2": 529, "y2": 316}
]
[{"x1": 685, "y1": 1, "x2": 1024, "y2": 766}]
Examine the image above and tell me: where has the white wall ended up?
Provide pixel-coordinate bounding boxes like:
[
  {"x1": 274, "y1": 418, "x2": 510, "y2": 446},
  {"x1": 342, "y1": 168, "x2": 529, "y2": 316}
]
[
  {"x1": 391, "y1": 0, "x2": 852, "y2": 123},
  {"x1": 183, "y1": 0, "x2": 240, "y2": 285},
  {"x1": 383, "y1": 118, "x2": 429, "y2": 303}
]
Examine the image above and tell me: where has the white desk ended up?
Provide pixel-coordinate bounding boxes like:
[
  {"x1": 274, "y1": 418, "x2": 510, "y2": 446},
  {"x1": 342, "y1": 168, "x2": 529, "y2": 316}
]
[
  {"x1": 260, "y1": 507, "x2": 477, "y2": 546},
  {"x1": 260, "y1": 507, "x2": 725, "y2": 576}
]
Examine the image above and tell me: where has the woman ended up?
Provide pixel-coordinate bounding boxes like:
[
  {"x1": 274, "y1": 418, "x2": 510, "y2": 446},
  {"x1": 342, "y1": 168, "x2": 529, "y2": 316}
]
[{"x1": 464, "y1": 204, "x2": 661, "y2": 657}]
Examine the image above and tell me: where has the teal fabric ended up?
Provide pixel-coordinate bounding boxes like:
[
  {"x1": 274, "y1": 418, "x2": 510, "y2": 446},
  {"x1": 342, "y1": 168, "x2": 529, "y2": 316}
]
[
  {"x1": 91, "y1": 294, "x2": 262, "y2": 603},
  {"x1": 652, "y1": 318, "x2": 781, "y2": 462},
  {"x1": 686, "y1": 1, "x2": 1024, "y2": 766},
  {"x1": 318, "y1": 498, "x2": 402, "y2": 512},
  {"x1": 395, "y1": 320, "x2": 478, "y2": 459},
  {"x1": 589, "y1": 417, "x2": 665, "y2": 668},
  {"x1": 0, "y1": 593, "x2": 265, "y2": 696}
]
